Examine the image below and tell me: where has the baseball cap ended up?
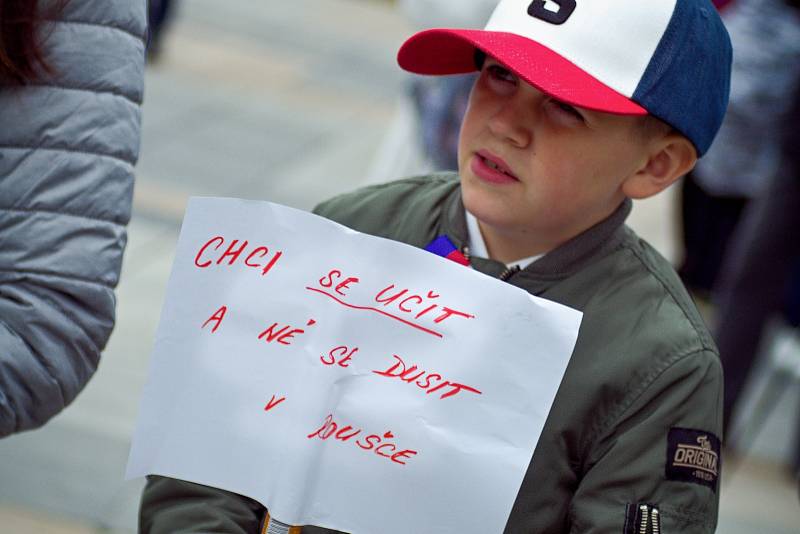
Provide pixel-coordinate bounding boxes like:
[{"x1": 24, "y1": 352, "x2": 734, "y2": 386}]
[{"x1": 397, "y1": 0, "x2": 732, "y2": 155}]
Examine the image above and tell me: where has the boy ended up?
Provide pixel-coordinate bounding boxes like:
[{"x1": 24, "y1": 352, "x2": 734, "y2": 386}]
[{"x1": 140, "y1": 0, "x2": 731, "y2": 532}]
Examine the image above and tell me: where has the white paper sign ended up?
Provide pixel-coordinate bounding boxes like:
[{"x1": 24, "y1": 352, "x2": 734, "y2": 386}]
[{"x1": 126, "y1": 197, "x2": 582, "y2": 534}]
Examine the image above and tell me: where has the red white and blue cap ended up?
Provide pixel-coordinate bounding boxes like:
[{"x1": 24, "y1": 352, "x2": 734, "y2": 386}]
[{"x1": 397, "y1": 0, "x2": 732, "y2": 155}]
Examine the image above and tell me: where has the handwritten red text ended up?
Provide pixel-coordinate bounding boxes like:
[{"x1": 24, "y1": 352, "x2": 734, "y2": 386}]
[
  {"x1": 307, "y1": 414, "x2": 418, "y2": 466},
  {"x1": 264, "y1": 394, "x2": 286, "y2": 412},
  {"x1": 194, "y1": 236, "x2": 283, "y2": 277},
  {"x1": 258, "y1": 318, "x2": 316, "y2": 346},
  {"x1": 202, "y1": 305, "x2": 228, "y2": 333},
  {"x1": 319, "y1": 270, "x2": 360, "y2": 296},
  {"x1": 375, "y1": 285, "x2": 474, "y2": 325},
  {"x1": 320, "y1": 345, "x2": 358, "y2": 367},
  {"x1": 308, "y1": 269, "x2": 475, "y2": 338},
  {"x1": 373, "y1": 354, "x2": 482, "y2": 400}
]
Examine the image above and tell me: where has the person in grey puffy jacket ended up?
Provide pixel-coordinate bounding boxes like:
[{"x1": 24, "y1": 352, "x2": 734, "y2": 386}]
[{"x1": 0, "y1": 0, "x2": 146, "y2": 437}]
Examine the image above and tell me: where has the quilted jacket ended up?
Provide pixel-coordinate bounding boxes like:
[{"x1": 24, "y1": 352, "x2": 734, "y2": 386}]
[{"x1": 0, "y1": 0, "x2": 146, "y2": 436}]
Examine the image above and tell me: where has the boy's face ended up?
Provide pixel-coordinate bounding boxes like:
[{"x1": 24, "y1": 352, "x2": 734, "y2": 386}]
[{"x1": 458, "y1": 57, "x2": 653, "y2": 254}]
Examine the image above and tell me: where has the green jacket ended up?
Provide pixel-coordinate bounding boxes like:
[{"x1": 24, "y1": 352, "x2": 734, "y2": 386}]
[{"x1": 141, "y1": 175, "x2": 722, "y2": 533}]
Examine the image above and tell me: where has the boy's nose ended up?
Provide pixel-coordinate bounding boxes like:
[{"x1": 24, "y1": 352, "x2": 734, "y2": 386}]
[{"x1": 487, "y1": 94, "x2": 535, "y2": 149}]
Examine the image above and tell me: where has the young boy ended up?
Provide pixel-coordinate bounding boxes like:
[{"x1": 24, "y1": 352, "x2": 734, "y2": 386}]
[{"x1": 140, "y1": 1, "x2": 731, "y2": 532}]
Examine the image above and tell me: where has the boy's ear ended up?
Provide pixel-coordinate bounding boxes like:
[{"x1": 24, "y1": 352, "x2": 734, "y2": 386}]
[{"x1": 622, "y1": 134, "x2": 697, "y2": 200}]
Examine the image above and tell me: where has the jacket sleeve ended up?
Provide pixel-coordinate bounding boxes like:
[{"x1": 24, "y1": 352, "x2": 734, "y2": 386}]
[
  {"x1": 567, "y1": 349, "x2": 723, "y2": 533},
  {"x1": 0, "y1": 0, "x2": 146, "y2": 436},
  {"x1": 140, "y1": 475, "x2": 266, "y2": 534}
]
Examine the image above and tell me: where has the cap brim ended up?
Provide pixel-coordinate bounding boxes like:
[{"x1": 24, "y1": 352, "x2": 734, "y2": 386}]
[{"x1": 397, "y1": 28, "x2": 647, "y2": 116}]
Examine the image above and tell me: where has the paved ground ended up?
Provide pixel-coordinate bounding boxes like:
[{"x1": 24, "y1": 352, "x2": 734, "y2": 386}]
[{"x1": 0, "y1": 1, "x2": 797, "y2": 531}]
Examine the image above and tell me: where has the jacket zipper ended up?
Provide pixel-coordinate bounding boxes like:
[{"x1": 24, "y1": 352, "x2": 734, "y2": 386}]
[
  {"x1": 651, "y1": 507, "x2": 660, "y2": 534},
  {"x1": 635, "y1": 504, "x2": 660, "y2": 534},
  {"x1": 639, "y1": 505, "x2": 649, "y2": 534},
  {"x1": 460, "y1": 245, "x2": 520, "y2": 281},
  {"x1": 499, "y1": 264, "x2": 521, "y2": 281}
]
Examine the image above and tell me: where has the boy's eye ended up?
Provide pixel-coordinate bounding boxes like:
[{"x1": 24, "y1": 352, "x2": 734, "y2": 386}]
[
  {"x1": 549, "y1": 99, "x2": 585, "y2": 123},
  {"x1": 486, "y1": 64, "x2": 516, "y2": 84}
]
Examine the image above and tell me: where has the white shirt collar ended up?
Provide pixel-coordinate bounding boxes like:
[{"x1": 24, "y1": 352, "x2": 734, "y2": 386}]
[{"x1": 465, "y1": 210, "x2": 544, "y2": 270}]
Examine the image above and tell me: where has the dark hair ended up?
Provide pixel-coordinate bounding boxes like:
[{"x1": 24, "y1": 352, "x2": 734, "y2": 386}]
[
  {"x1": 474, "y1": 49, "x2": 487, "y2": 71},
  {"x1": 0, "y1": 0, "x2": 59, "y2": 85},
  {"x1": 636, "y1": 113, "x2": 676, "y2": 142}
]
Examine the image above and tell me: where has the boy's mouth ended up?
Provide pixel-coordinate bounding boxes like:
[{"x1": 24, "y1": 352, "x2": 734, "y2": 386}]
[{"x1": 473, "y1": 150, "x2": 518, "y2": 183}]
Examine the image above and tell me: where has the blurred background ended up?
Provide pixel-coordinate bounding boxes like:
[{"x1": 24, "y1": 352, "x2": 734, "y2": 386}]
[{"x1": 0, "y1": 0, "x2": 798, "y2": 532}]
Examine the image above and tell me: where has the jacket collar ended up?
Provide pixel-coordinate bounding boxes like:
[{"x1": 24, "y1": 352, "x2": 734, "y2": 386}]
[{"x1": 440, "y1": 186, "x2": 632, "y2": 294}]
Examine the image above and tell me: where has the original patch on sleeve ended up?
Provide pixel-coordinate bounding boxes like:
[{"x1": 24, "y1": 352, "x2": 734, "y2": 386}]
[{"x1": 666, "y1": 427, "x2": 721, "y2": 492}]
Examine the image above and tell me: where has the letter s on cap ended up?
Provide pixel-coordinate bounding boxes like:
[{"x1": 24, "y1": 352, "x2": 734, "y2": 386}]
[{"x1": 527, "y1": 0, "x2": 577, "y2": 25}]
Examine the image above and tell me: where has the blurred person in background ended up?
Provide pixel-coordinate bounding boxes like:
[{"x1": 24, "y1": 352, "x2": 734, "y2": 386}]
[
  {"x1": 713, "y1": 76, "x2": 800, "y2": 477},
  {"x1": 401, "y1": 0, "x2": 498, "y2": 171},
  {"x1": 366, "y1": 0, "x2": 497, "y2": 181},
  {"x1": 678, "y1": 0, "x2": 800, "y2": 299},
  {"x1": 0, "y1": 0, "x2": 146, "y2": 437},
  {"x1": 147, "y1": 0, "x2": 176, "y2": 62}
]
